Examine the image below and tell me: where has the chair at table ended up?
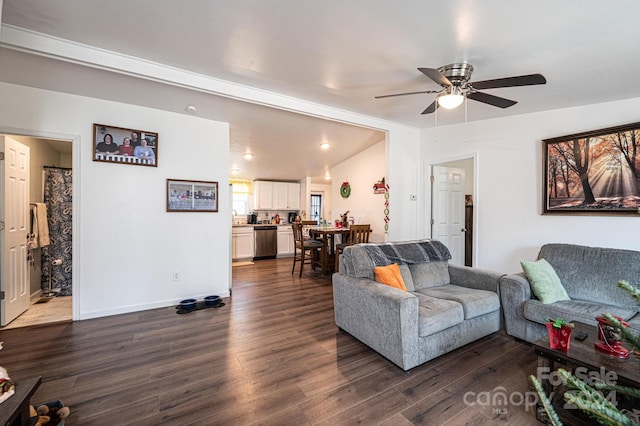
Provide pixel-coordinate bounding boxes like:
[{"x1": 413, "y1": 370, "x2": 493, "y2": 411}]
[
  {"x1": 291, "y1": 223, "x2": 325, "y2": 277},
  {"x1": 335, "y1": 224, "x2": 371, "y2": 272},
  {"x1": 301, "y1": 220, "x2": 324, "y2": 243}
]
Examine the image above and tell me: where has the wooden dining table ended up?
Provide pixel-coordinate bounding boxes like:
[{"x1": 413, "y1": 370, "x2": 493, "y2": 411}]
[{"x1": 307, "y1": 226, "x2": 349, "y2": 275}]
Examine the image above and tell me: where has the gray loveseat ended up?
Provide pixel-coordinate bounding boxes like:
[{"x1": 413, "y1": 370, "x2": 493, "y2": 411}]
[
  {"x1": 332, "y1": 239, "x2": 503, "y2": 371},
  {"x1": 500, "y1": 243, "x2": 640, "y2": 343}
]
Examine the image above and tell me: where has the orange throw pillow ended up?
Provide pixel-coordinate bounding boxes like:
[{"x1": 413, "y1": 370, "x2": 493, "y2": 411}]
[{"x1": 374, "y1": 263, "x2": 408, "y2": 291}]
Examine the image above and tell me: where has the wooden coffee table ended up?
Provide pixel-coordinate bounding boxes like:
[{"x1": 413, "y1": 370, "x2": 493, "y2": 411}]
[
  {"x1": 532, "y1": 321, "x2": 640, "y2": 425},
  {"x1": 0, "y1": 376, "x2": 41, "y2": 426}
]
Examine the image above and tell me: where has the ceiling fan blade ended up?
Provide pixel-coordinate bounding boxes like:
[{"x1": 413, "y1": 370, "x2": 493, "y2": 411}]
[
  {"x1": 471, "y1": 73, "x2": 546, "y2": 90},
  {"x1": 421, "y1": 100, "x2": 438, "y2": 115},
  {"x1": 467, "y1": 91, "x2": 517, "y2": 108},
  {"x1": 418, "y1": 68, "x2": 452, "y2": 87},
  {"x1": 374, "y1": 90, "x2": 440, "y2": 99}
]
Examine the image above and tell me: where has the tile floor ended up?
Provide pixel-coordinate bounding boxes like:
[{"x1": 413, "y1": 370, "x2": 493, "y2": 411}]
[{"x1": 1, "y1": 295, "x2": 72, "y2": 329}]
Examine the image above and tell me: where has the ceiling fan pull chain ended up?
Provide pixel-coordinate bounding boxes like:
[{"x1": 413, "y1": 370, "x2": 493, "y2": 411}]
[
  {"x1": 434, "y1": 103, "x2": 438, "y2": 143},
  {"x1": 464, "y1": 96, "x2": 468, "y2": 143}
]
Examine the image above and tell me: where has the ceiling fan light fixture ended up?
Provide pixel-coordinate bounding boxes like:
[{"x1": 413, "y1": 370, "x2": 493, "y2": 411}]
[{"x1": 437, "y1": 87, "x2": 464, "y2": 109}]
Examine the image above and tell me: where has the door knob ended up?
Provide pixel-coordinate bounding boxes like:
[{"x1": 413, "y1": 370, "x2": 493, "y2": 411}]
[{"x1": 461, "y1": 228, "x2": 467, "y2": 232}]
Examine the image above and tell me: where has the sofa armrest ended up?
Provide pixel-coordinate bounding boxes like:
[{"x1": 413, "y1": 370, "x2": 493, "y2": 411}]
[
  {"x1": 499, "y1": 272, "x2": 533, "y2": 340},
  {"x1": 332, "y1": 273, "x2": 419, "y2": 369},
  {"x1": 448, "y1": 264, "x2": 503, "y2": 294}
]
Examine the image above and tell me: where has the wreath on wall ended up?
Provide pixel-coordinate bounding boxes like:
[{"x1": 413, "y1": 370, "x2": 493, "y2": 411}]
[{"x1": 340, "y1": 181, "x2": 351, "y2": 198}]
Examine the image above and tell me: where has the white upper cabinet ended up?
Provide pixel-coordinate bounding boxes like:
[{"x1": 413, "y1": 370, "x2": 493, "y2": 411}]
[
  {"x1": 287, "y1": 183, "x2": 300, "y2": 210},
  {"x1": 254, "y1": 181, "x2": 300, "y2": 210},
  {"x1": 253, "y1": 181, "x2": 273, "y2": 209},
  {"x1": 273, "y1": 182, "x2": 289, "y2": 210}
]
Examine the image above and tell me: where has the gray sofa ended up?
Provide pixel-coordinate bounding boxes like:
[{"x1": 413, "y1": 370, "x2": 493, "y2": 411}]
[
  {"x1": 500, "y1": 243, "x2": 640, "y2": 343},
  {"x1": 332, "y1": 239, "x2": 503, "y2": 371}
]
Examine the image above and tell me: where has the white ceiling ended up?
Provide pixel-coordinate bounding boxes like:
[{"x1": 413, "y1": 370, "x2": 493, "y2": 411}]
[{"x1": 2, "y1": 1, "x2": 640, "y2": 182}]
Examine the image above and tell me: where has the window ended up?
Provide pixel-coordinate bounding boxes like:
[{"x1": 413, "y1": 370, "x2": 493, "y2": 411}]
[
  {"x1": 310, "y1": 194, "x2": 322, "y2": 224},
  {"x1": 231, "y1": 180, "x2": 252, "y2": 215}
]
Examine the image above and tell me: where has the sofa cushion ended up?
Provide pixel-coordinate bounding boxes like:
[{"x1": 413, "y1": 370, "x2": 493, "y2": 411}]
[
  {"x1": 524, "y1": 299, "x2": 637, "y2": 327},
  {"x1": 416, "y1": 285, "x2": 500, "y2": 319},
  {"x1": 399, "y1": 264, "x2": 415, "y2": 292},
  {"x1": 409, "y1": 262, "x2": 450, "y2": 289},
  {"x1": 374, "y1": 263, "x2": 408, "y2": 291},
  {"x1": 342, "y1": 244, "x2": 376, "y2": 280},
  {"x1": 413, "y1": 292, "x2": 464, "y2": 337},
  {"x1": 622, "y1": 313, "x2": 640, "y2": 335},
  {"x1": 538, "y1": 244, "x2": 640, "y2": 309},
  {"x1": 521, "y1": 258, "x2": 570, "y2": 304}
]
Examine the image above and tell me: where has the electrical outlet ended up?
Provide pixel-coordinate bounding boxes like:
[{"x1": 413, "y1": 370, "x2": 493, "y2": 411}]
[{"x1": 172, "y1": 271, "x2": 180, "y2": 281}]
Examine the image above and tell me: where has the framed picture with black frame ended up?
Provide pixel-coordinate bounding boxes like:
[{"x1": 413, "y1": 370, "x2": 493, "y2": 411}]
[
  {"x1": 167, "y1": 179, "x2": 218, "y2": 212},
  {"x1": 93, "y1": 123, "x2": 158, "y2": 167},
  {"x1": 542, "y1": 122, "x2": 640, "y2": 215}
]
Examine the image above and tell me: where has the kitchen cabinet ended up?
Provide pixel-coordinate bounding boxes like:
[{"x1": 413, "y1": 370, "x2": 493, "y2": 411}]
[
  {"x1": 273, "y1": 182, "x2": 289, "y2": 209},
  {"x1": 277, "y1": 226, "x2": 294, "y2": 256},
  {"x1": 253, "y1": 181, "x2": 273, "y2": 209},
  {"x1": 254, "y1": 181, "x2": 300, "y2": 210},
  {"x1": 287, "y1": 183, "x2": 301, "y2": 209},
  {"x1": 232, "y1": 227, "x2": 254, "y2": 260}
]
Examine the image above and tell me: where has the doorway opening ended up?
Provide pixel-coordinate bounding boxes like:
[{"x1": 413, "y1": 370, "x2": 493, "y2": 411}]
[
  {"x1": 0, "y1": 134, "x2": 73, "y2": 329},
  {"x1": 429, "y1": 157, "x2": 475, "y2": 267}
]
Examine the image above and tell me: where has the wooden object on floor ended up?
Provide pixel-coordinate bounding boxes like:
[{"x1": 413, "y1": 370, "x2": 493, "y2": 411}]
[
  {"x1": 334, "y1": 224, "x2": 371, "y2": 272},
  {"x1": 0, "y1": 376, "x2": 41, "y2": 426},
  {"x1": 0, "y1": 258, "x2": 540, "y2": 425},
  {"x1": 532, "y1": 321, "x2": 640, "y2": 424},
  {"x1": 291, "y1": 223, "x2": 324, "y2": 277},
  {"x1": 307, "y1": 226, "x2": 349, "y2": 274}
]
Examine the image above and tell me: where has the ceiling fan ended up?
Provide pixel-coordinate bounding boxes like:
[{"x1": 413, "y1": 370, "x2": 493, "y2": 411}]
[{"x1": 375, "y1": 63, "x2": 546, "y2": 114}]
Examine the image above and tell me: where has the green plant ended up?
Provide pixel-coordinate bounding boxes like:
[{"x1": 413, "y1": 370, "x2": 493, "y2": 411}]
[
  {"x1": 546, "y1": 317, "x2": 573, "y2": 329},
  {"x1": 530, "y1": 280, "x2": 640, "y2": 425}
]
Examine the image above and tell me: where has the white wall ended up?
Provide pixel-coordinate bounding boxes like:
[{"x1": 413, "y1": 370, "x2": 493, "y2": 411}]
[
  {"x1": 387, "y1": 126, "x2": 423, "y2": 241},
  {"x1": 422, "y1": 97, "x2": 640, "y2": 274},
  {"x1": 332, "y1": 140, "x2": 387, "y2": 242},
  {"x1": 0, "y1": 82, "x2": 230, "y2": 320}
]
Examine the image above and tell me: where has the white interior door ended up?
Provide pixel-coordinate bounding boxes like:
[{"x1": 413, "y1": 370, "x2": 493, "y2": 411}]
[
  {"x1": 1, "y1": 136, "x2": 30, "y2": 326},
  {"x1": 431, "y1": 166, "x2": 465, "y2": 266}
]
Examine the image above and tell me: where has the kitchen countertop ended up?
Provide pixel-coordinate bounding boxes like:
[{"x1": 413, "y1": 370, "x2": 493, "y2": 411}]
[{"x1": 232, "y1": 224, "x2": 292, "y2": 227}]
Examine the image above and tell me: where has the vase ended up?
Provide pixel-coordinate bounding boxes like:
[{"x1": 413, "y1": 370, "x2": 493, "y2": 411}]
[
  {"x1": 546, "y1": 322, "x2": 572, "y2": 352},
  {"x1": 594, "y1": 315, "x2": 630, "y2": 359}
]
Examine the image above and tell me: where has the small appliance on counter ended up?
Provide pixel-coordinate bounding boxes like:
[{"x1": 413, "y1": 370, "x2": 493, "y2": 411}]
[
  {"x1": 247, "y1": 212, "x2": 258, "y2": 224},
  {"x1": 288, "y1": 212, "x2": 297, "y2": 224}
]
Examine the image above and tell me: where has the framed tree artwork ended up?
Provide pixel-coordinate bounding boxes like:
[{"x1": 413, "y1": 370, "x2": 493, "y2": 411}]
[{"x1": 543, "y1": 122, "x2": 640, "y2": 215}]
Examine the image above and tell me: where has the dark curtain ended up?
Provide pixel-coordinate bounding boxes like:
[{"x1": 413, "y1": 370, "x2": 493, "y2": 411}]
[{"x1": 41, "y1": 168, "x2": 73, "y2": 295}]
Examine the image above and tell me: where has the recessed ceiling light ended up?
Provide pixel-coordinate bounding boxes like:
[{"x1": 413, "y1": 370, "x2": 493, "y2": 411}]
[
  {"x1": 243, "y1": 152, "x2": 254, "y2": 160},
  {"x1": 324, "y1": 173, "x2": 331, "y2": 180},
  {"x1": 230, "y1": 168, "x2": 240, "y2": 174},
  {"x1": 186, "y1": 105, "x2": 197, "y2": 114},
  {"x1": 320, "y1": 143, "x2": 330, "y2": 150}
]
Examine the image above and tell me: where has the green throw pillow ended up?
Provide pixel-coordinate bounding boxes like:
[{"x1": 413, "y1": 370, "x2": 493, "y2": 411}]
[{"x1": 521, "y1": 258, "x2": 570, "y2": 304}]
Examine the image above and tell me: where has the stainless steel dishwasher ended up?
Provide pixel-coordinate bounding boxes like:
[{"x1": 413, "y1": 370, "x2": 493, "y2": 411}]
[{"x1": 253, "y1": 225, "x2": 278, "y2": 259}]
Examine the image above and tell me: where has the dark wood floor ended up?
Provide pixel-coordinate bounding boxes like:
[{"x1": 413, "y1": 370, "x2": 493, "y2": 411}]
[{"x1": 0, "y1": 258, "x2": 541, "y2": 425}]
